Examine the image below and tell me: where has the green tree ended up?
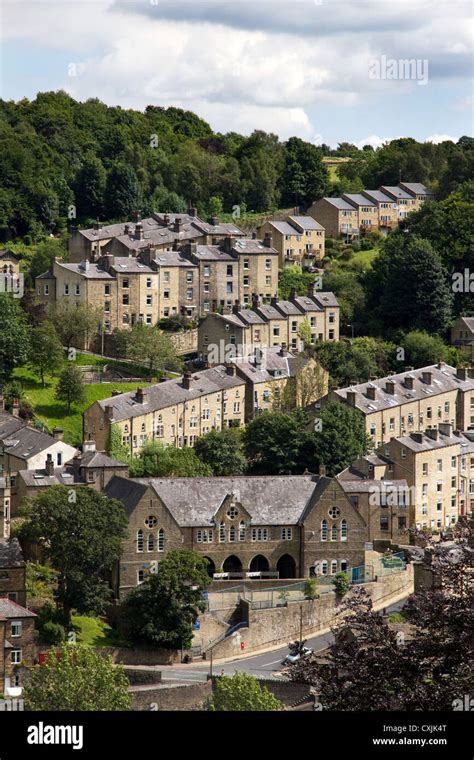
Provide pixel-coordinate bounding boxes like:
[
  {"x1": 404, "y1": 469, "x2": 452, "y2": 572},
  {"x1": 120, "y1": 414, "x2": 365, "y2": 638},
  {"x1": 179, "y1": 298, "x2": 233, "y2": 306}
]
[
  {"x1": 29, "y1": 237, "x2": 67, "y2": 281},
  {"x1": 122, "y1": 550, "x2": 210, "y2": 649},
  {"x1": 55, "y1": 363, "x2": 85, "y2": 414},
  {"x1": 208, "y1": 672, "x2": 285, "y2": 711},
  {"x1": 72, "y1": 155, "x2": 107, "y2": 219},
  {"x1": 281, "y1": 136, "x2": 330, "y2": 207},
  {"x1": 244, "y1": 409, "x2": 316, "y2": 475},
  {"x1": 298, "y1": 319, "x2": 312, "y2": 349},
  {"x1": 366, "y1": 233, "x2": 453, "y2": 335},
  {"x1": 20, "y1": 486, "x2": 128, "y2": 624},
  {"x1": 48, "y1": 300, "x2": 101, "y2": 353},
  {"x1": 114, "y1": 324, "x2": 182, "y2": 373},
  {"x1": 194, "y1": 428, "x2": 247, "y2": 475},
  {"x1": 105, "y1": 163, "x2": 142, "y2": 219},
  {"x1": 0, "y1": 294, "x2": 30, "y2": 380},
  {"x1": 28, "y1": 320, "x2": 64, "y2": 386},
  {"x1": 313, "y1": 402, "x2": 372, "y2": 476},
  {"x1": 129, "y1": 441, "x2": 212, "y2": 477},
  {"x1": 278, "y1": 265, "x2": 315, "y2": 301},
  {"x1": 24, "y1": 644, "x2": 131, "y2": 711},
  {"x1": 398, "y1": 330, "x2": 460, "y2": 368}
]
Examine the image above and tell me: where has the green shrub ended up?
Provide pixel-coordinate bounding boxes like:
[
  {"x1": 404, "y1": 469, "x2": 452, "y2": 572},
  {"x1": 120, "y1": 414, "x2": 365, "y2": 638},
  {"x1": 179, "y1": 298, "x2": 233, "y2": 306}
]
[
  {"x1": 304, "y1": 578, "x2": 319, "y2": 600},
  {"x1": 40, "y1": 621, "x2": 66, "y2": 645},
  {"x1": 332, "y1": 572, "x2": 350, "y2": 597}
]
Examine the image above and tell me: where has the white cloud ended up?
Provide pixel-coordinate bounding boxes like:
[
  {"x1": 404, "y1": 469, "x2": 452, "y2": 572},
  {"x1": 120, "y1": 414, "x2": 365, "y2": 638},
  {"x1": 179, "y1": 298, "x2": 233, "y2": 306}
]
[{"x1": 425, "y1": 134, "x2": 457, "y2": 144}]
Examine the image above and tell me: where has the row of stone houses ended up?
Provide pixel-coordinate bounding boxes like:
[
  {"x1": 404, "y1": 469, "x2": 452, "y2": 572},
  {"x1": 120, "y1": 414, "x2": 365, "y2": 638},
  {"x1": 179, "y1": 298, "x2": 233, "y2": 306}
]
[
  {"x1": 36, "y1": 233, "x2": 279, "y2": 328},
  {"x1": 313, "y1": 362, "x2": 474, "y2": 447},
  {"x1": 258, "y1": 214, "x2": 325, "y2": 268},
  {"x1": 83, "y1": 347, "x2": 327, "y2": 455},
  {"x1": 307, "y1": 182, "x2": 434, "y2": 239},
  {"x1": 198, "y1": 285, "x2": 340, "y2": 358}
]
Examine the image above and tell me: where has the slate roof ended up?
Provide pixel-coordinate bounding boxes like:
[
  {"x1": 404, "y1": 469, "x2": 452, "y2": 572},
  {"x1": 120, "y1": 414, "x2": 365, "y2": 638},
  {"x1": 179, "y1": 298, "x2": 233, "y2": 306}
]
[
  {"x1": 107, "y1": 474, "x2": 319, "y2": 527},
  {"x1": 0, "y1": 598, "x2": 36, "y2": 619},
  {"x1": 334, "y1": 364, "x2": 474, "y2": 414},
  {"x1": 79, "y1": 451, "x2": 127, "y2": 468},
  {"x1": 234, "y1": 347, "x2": 299, "y2": 384},
  {"x1": 459, "y1": 317, "x2": 474, "y2": 333},
  {"x1": 361, "y1": 190, "x2": 396, "y2": 204},
  {"x1": 191, "y1": 245, "x2": 235, "y2": 262},
  {"x1": 313, "y1": 292, "x2": 339, "y2": 308},
  {"x1": 231, "y1": 239, "x2": 278, "y2": 255},
  {"x1": 192, "y1": 220, "x2": 244, "y2": 236},
  {"x1": 287, "y1": 215, "x2": 324, "y2": 231},
  {"x1": 55, "y1": 262, "x2": 114, "y2": 280},
  {"x1": 78, "y1": 218, "x2": 161, "y2": 242},
  {"x1": 322, "y1": 198, "x2": 356, "y2": 210},
  {"x1": 0, "y1": 249, "x2": 19, "y2": 262},
  {"x1": 0, "y1": 413, "x2": 25, "y2": 440},
  {"x1": 339, "y1": 478, "x2": 408, "y2": 494},
  {"x1": 1, "y1": 425, "x2": 77, "y2": 461},
  {"x1": 153, "y1": 251, "x2": 197, "y2": 268},
  {"x1": 95, "y1": 366, "x2": 246, "y2": 422},
  {"x1": 268, "y1": 221, "x2": 300, "y2": 235},
  {"x1": 343, "y1": 194, "x2": 376, "y2": 207},
  {"x1": 0, "y1": 538, "x2": 25, "y2": 568},
  {"x1": 379, "y1": 186, "x2": 414, "y2": 200},
  {"x1": 18, "y1": 468, "x2": 79, "y2": 488},
  {"x1": 109, "y1": 258, "x2": 155, "y2": 274},
  {"x1": 398, "y1": 183, "x2": 434, "y2": 197},
  {"x1": 379, "y1": 431, "x2": 463, "y2": 453}
]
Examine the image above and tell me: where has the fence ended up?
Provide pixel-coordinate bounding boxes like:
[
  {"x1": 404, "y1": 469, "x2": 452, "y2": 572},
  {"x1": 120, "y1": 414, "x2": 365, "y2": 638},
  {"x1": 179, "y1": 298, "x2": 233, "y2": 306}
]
[{"x1": 207, "y1": 580, "x2": 309, "y2": 612}]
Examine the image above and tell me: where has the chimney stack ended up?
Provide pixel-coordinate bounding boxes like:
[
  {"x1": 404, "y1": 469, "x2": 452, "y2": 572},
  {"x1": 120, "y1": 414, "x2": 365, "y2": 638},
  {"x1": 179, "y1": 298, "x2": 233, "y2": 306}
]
[
  {"x1": 346, "y1": 390, "x2": 357, "y2": 407},
  {"x1": 425, "y1": 428, "x2": 439, "y2": 441},
  {"x1": 174, "y1": 217, "x2": 182, "y2": 233},
  {"x1": 82, "y1": 439, "x2": 96, "y2": 453},
  {"x1": 410, "y1": 432, "x2": 424, "y2": 443},
  {"x1": 11, "y1": 399, "x2": 20, "y2": 418},
  {"x1": 251, "y1": 232, "x2": 257, "y2": 240},
  {"x1": 366, "y1": 385, "x2": 377, "y2": 400},
  {"x1": 437, "y1": 360, "x2": 446, "y2": 369},
  {"x1": 270, "y1": 295, "x2": 279, "y2": 307},
  {"x1": 263, "y1": 232, "x2": 273, "y2": 248},
  {"x1": 52, "y1": 427, "x2": 64, "y2": 441},
  {"x1": 456, "y1": 367, "x2": 469, "y2": 381},
  {"x1": 209, "y1": 215, "x2": 219, "y2": 227},
  {"x1": 182, "y1": 371, "x2": 192, "y2": 390},
  {"x1": 279, "y1": 342, "x2": 287, "y2": 357},
  {"x1": 187, "y1": 206, "x2": 197, "y2": 218},
  {"x1": 45, "y1": 454, "x2": 54, "y2": 476},
  {"x1": 134, "y1": 223, "x2": 144, "y2": 241},
  {"x1": 135, "y1": 388, "x2": 147, "y2": 404},
  {"x1": 319, "y1": 464, "x2": 326, "y2": 476},
  {"x1": 438, "y1": 422, "x2": 453, "y2": 437},
  {"x1": 385, "y1": 380, "x2": 395, "y2": 394},
  {"x1": 422, "y1": 370, "x2": 433, "y2": 385},
  {"x1": 404, "y1": 375, "x2": 414, "y2": 390},
  {"x1": 225, "y1": 363, "x2": 236, "y2": 377},
  {"x1": 251, "y1": 292, "x2": 261, "y2": 309}
]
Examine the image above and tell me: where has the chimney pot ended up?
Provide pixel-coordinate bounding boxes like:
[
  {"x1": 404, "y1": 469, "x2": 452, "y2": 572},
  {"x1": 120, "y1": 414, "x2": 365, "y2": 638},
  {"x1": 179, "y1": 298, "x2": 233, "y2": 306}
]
[
  {"x1": 135, "y1": 388, "x2": 147, "y2": 404},
  {"x1": 52, "y1": 427, "x2": 64, "y2": 441},
  {"x1": 346, "y1": 390, "x2": 357, "y2": 406},
  {"x1": 422, "y1": 370, "x2": 433, "y2": 385},
  {"x1": 263, "y1": 232, "x2": 273, "y2": 248},
  {"x1": 182, "y1": 371, "x2": 192, "y2": 390},
  {"x1": 45, "y1": 453, "x2": 54, "y2": 476},
  {"x1": 456, "y1": 366, "x2": 469, "y2": 381}
]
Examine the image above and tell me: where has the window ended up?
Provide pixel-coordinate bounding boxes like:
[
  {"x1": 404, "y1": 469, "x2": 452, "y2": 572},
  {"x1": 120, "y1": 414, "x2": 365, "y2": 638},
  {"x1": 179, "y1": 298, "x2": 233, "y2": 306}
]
[
  {"x1": 75, "y1": 283, "x2": 80, "y2": 296},
  {"x1": 146, "y1": 294, "x2": 152, "y2": 306},
  {"x1": 146, "y1": 277, "x2": 152, "y2": 288},
  {"x1": 136, "y1": 529, "x2": 144, "y2": 552},
  {"x1": 451, "y1": 456, "x2": 457, "y2": 468},
  {"x1": 281, "y1": 527, "x2": 293, "y2": 540},
  {"x1": 158, "y1": 529, "x2": 165, "y2": 552},
  {"x1": 227, "y1": 506, "x2": 238, "y2": 519},
  {"x1": 105, "y1": 284, "x2": 111, "y2": 295},
  {"x1": 104, "y1": 301, "x2": 111, "y2": 313},
  {"x1": 251, "y1": 527, "x2": 268, "y2": 541},
  {"x1": 203, "y1": 266, "x2": 210, "y2": 277},
  {"x1": 422, "y1": 463, "x2": 428, "y2": 476},
  {"x1": 197, "y1": 529, "x2": 213, "y2": 543},
  {"x1": 122, "y1": 293, "x2": 129, "y2": 305},
  {"x1": 147, "y1": 534, "x2": 154, "y2": 552},
  {"x1": 243, "y1": 259, "x2": 249, "y2": 270},
  {"x1": 163, "y1": 289, "x2": 170, "y2": 299},
  {"x1": 122, "y1": 278, "x2": 129, "y2": 289},
  {"x1": 57, "y1": 453, "x2": 62, "y2": 466},
  {"x1": 265, "y1": 276, "x2": 272, "y2": 286},
  {"x1": 340, "y1": 560, "x2": 348, "y2": 573},
  {"x1": 331, "y1": 560, "x2": 338, "y2": 575},
  {"x1": 320, "y1": 561, "x2": 328, "y2": 576},
  {"x1": 11, "y1": 621, "x2": 22, "y2": 637},
  {"x1": 203, "y1": 282, "x2": 210, "y2": 293},
  {"x1": 239, "y1": 521, "x2": 246, "y2": 541},
  {"x1": 265, "y1": 259, "x2": 272, "y2": 270},
  {"x1": 340, "y1": 520, "x2": 347, "y2": 541},
  {"x1": 64, "y1": 284, "x2": 69, "y2": 295},
  {"x1": 44, "y1": 284, "x2": 49, "y2": 295},
  {"x1": 330, "y1": 524, "x2": 337, "y2": 541},
  {"x1": 137, "y1": 570, "x2": 145, "y2": 584},
  {"x1": 321, "y1": 519, "x2": 328, "y2": 541},
  {"x1": 437, "y1": 459, "x2": 443, "y2": 473},
  {"x1": 11, "y1": 650, "x2": 21, "y2": 665},
  {"x1": 186, "y1": 288, "x2": 193, "y2": 300},
  {"x1": 219, "y1": 522, "x2": 225, "y2": 543},
  {"x1": 380, "y1": 516, "x2": 389, "y2": 531},
  {"x1": 226, "y1": 282, "x2": 233, "y2": 294},
  {"x1": 229, "y1": 525, "x2": 236, "y2": 542},
  {"x1": 328, "y1": 506, "x2": 340, "y2": 519},
  {"x1": 226, "y1": 265, "x2": 233, "y2": 276}
]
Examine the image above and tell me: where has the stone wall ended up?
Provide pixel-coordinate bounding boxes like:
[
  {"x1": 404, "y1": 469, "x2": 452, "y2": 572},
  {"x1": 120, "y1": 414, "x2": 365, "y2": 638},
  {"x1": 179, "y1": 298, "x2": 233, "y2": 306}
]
[
  {"x1": 130, "y1": 681, "x2": 212, "y2": 711},
  {"x1": 208, "y1": 565, "x2": 413, "y2": 660},
  {"x1": 95, "y1": 647, "x2": 180, "y2": 665},
  {"x1": 169, "y1": 329, "x2": 198, "y2": 356}
]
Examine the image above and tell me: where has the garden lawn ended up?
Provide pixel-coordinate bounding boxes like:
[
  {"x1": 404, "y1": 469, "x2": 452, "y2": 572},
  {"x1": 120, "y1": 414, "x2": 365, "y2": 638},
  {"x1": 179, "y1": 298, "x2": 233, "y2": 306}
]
[
  {"x1": 11, "y1": 365, "x2": 151, "y2": 446},
  {"x1": 71, "y1": 615, "x2": 128, "y2": 648}
]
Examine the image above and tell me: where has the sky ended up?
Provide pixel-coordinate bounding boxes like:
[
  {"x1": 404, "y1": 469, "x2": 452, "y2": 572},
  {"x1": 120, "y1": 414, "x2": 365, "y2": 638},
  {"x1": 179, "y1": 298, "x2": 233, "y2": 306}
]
[{"x1": 1, "y1": 0, "x2": 473, "y2": 147}]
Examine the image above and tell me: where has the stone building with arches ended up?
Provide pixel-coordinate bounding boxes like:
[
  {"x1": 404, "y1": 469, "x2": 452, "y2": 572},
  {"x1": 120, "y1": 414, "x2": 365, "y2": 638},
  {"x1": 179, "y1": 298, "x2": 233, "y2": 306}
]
[{"x1": 105, "y1": 473, "x2": 367, "y2": 598}]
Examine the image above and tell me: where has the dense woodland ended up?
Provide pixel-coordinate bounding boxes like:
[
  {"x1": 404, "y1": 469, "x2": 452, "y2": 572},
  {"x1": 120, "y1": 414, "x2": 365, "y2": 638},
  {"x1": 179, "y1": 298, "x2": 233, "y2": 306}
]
[{"x1": 0, "y1": 90, "x2": 473, "y2": 239}]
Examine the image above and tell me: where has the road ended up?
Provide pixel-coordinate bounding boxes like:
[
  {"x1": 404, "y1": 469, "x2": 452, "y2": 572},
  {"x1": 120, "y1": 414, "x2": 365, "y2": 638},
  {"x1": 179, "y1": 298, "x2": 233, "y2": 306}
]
[{"x1": 160, "y1": 597, "x2": 407, "y2": 683}]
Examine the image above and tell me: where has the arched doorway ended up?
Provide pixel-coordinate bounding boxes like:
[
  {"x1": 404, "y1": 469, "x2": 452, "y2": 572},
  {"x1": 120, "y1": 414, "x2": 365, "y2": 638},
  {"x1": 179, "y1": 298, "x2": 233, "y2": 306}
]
[
  {"x1": 249, "y1": 555, "x2": 269, "y2": 573},
  {"x1": 203, "y1": 557, "x2": 215, "y2": 578},
  {"x1": 277, "y1": 554, "x2": 297, "y2": 579},
  {"x1": 222, "y1": 555, "x2": 242, "y2": 574}
]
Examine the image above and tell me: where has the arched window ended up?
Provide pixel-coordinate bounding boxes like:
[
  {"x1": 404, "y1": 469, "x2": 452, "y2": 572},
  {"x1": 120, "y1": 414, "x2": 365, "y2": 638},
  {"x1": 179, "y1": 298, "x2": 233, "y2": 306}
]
[
  {"x1": 219, "y1": 521, "x2": 225, "y2": 543},
  {"x1": 331, "y1": 524, "x2": 338, "y2": 541},
  {"x1": 137, "y1": 570, "x2": 145, "y2": 584},
  {"x1": 340, "y1": 520, "x2": 348, "y2": 541},
  {"x1": 136, "y1": 529, "x2": 144, "y2": 553},
  {"x1": 321, "y1": 520, "x2": 328, "y2": 541},
  {"x1": 239, "y1": 521, "x2": 246, "y2": 541},
  {"x1": 321, "y1": 560, "x2": 328, "y2": 576},
  {"x1": 141, "y1": 423, "x2": 146, "y2": 433},
  {"x1": 229, "y1": 525, "x2": 236, "y2": 542},
  {"x1": 147, "y1": 533, "x2": 154, "y2": 552},
  {"x1": 158, "y1": 528, "x2": 165, "y2": 552},
  {"x1": 331, "y1": 560, "x2": 337, "y2": 575}
]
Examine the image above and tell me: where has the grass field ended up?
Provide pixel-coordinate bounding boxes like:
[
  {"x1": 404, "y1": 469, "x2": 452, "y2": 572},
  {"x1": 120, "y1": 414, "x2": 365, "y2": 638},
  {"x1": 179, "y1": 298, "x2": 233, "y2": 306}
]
[
  {"x1": 71, "y1": 615, "x2": 128, "y2": 648},
  {"x1": 12, "y1": 364, "x2": 152, "y2": 446},
  {"x1": 351, "y1": 247, "x2": 379, "y2": 268}
]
